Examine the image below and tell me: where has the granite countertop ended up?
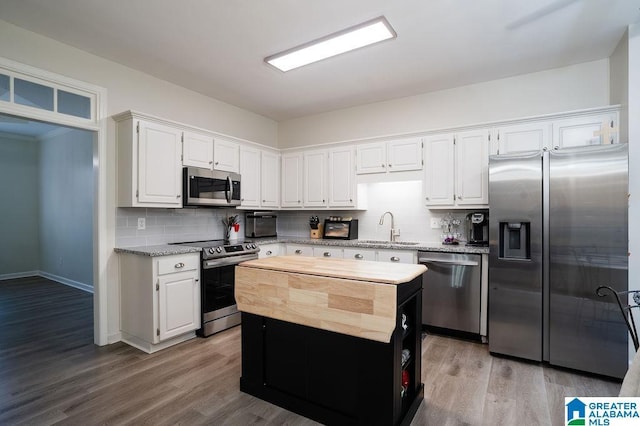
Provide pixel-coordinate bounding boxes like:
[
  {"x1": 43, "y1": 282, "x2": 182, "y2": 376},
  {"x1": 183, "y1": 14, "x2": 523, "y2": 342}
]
[
  {"x1": 115, "y1": 237, "x2": 489, "y2": 257},
  {"x1": 251, "y1": 236, "x2": 490, "y2": 254},
  {"x1": 114, "y1": 244, "x2": 202, "y2": 257}
]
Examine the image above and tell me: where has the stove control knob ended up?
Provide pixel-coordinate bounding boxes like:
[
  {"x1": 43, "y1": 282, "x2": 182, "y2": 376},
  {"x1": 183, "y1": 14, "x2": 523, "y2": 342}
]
[
  {"x1": 245, "y1": 244, "x2": 251, "y2": 250},
  {"x1": 251, "y1": 244, "x2": 257, "y2": 249},
  {"x1": 216, "y1": 247, "x2": 222, "y2": 253},
  {"x1": 208, "y1": 248, "x2": 214, "y2": 254}
]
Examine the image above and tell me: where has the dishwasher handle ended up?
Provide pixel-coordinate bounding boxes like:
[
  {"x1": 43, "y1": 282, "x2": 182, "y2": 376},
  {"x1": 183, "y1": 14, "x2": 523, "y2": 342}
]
[{"x1": 418, "y1": 257, "x2": 479, "y2": 267}]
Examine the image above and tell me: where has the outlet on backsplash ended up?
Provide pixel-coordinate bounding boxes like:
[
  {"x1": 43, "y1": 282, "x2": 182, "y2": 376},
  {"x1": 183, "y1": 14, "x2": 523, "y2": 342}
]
[{"x1": 430, "y1": 218, "x2": 440, "y2": 229}]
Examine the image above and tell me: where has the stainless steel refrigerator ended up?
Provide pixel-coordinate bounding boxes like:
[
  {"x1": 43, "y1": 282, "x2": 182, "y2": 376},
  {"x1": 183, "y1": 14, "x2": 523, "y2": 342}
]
[{"x1": 488, "y1": 143, "x2": 628, "y2": 378}]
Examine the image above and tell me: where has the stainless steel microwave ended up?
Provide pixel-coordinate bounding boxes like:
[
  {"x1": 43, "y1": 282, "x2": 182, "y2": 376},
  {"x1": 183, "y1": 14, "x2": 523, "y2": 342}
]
[{"x1": 183, "y1": 167, "x2": 241, "y2": 207}]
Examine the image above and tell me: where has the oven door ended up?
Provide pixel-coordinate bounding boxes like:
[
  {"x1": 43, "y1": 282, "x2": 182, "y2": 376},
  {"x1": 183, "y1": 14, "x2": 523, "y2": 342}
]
[{"x1": 201, "y1": 254, "x2": 257, "y2": 322}]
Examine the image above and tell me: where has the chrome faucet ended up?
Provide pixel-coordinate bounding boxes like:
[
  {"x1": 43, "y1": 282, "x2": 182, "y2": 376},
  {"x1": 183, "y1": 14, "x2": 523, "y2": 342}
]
[{"x1": 379, "y1": 211, "x2": 400, "y2": 242}]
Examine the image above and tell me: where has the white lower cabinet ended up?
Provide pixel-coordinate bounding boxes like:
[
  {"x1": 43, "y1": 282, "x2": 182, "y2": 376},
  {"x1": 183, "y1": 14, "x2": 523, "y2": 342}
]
[
  {"x1": 313, "y1": 247, "x2": 344, "y2": 259},
  {"x1": 259, "y1": 243, "x2": 281, "y2": 258},
  {"x1": 120, "y1": 253, "x2": 201, "y2": 353},
  {"x1": 376, "y1": 249, "x2": 417, "y2": 264},
  {"x1": 287, "y1": 244, "x2": 314, "y2": 256},
  {"x1": 343, "y1": 248, "x2": 376, "y2": 261}
]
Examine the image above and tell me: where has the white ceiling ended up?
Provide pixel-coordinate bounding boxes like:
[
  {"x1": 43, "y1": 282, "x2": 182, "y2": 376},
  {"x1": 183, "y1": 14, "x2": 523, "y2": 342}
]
[{"x1": 0, "y1": 0, "x2": 639, "y2": 122}]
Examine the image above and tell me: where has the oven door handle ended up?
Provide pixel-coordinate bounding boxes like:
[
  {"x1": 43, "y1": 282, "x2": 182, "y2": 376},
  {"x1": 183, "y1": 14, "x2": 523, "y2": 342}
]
[
  {"x1": 203, "y1": 254, "x2": 258, "y2": 269},
  {"x1": 226, "y1": 175, "x2": 233, "y2": 204}
]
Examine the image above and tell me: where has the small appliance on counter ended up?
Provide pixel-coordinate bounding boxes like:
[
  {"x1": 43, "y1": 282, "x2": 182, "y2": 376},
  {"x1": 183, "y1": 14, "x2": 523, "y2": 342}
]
[
  {"x1": 465, "y1": 212, "x2": 489, "y2": 247},
  {"x1": 309, "y1": 215, "x2": 323, "y2": 239},
  {"x1": 323, "y1": 217, "x2": 358, "y2": 240},
  {"x1": 245, "y1": 212, "x2": 277, "y2": 238}
]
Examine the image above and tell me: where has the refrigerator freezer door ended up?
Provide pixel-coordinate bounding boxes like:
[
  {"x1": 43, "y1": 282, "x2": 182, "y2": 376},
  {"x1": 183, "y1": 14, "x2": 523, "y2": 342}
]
[
  {"x1": 489, "y1": 151, "x2": 544, "y2": 361},
  {"x1": 548, "y1": 144, "x2": 628, "y2": 379}
]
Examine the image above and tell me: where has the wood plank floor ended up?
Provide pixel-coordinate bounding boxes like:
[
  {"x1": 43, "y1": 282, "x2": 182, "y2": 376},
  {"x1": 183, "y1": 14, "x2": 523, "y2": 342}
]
[{"x1": 0, "y1": 277, "x2": 621, "y2": 425}]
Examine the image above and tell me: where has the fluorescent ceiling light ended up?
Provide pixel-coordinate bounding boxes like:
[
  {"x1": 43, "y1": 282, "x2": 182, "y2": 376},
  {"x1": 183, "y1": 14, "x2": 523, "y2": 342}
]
[{"x1": 265, "y1": 16, "x2": 396, "y2": 72}]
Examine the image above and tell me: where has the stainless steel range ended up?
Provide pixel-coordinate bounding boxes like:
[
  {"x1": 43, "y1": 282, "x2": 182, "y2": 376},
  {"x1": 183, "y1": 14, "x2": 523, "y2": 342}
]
[{"x1": 172, "y1": 239, "x2": 260, "y2": 337}]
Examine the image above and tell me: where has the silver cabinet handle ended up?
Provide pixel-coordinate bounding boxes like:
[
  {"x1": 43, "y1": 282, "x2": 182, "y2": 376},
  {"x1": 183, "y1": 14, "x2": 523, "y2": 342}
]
[
  {"x1": 388, "y1": 164, "x2": 392, "y2": 167},
  {"x1": 390, "y1": 256, "x2": 400, "y2": 262},
  {"x1": 381, "y1": 164, "x2": 385, "y2": 167},
  {"x1": 266, "y1": 250, "x2": 272, "y2": 256},
  {"x1": 175, "y1": 262, "x2": 185, "y2": 269},
  {"x1": 425, "y1": 196, "x2": 430, "y2": 201},
  {"x1": 295, "y1": 249, "x2": 302, "y2": 255},
  {"x1": 355, "y1": 254, "x2": 363, "y2": 260},
  {"x1": 458, "y1": 195, "x2": 462, "y2": 199},
  {"x1": 262, "y1": 199, "x2": 266, "y2": 202},
  {"x1": 215, "y1": 161, "x2": 219, "y2": 165},
  {"x1": 209, "y1": 161, "x2": 213, "y2": 164},
  {"x1": 323, "y1": 252, "x2": 331, "y2": 257},
  {"x1": 554, "y1": 146, "x2": 559, "y2": 150},
  {"x1": 177, "y1": 194, "x2": 181, "y2": 198}
]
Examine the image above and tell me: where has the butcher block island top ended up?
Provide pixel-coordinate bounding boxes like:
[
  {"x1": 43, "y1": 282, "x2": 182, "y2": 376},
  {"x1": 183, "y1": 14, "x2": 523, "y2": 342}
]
[{"x1": 235, "y1": 256, "x2": 426, "y2": 343}]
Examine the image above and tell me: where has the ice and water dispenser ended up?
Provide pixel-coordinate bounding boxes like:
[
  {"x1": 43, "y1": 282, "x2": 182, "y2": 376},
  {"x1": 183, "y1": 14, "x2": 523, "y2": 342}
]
[{"x1": 499, "y1": 222, "x2": 531, "y2": 260}]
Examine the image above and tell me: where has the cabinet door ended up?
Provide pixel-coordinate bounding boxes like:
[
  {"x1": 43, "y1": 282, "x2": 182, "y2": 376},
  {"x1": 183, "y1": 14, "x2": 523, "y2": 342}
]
[
  {"x1": 137, "y1": 120, "x2": 183, "y2": 206},
  {"x1": 376, "y1": 249, "x2": 416, "y2": 264},
  {"x1": 239, "y1": 146, "x2": 260, "y2": 207},
  {"x1": 328, "y1": 147, "x2": 355, "y2": 207},
  {"x1": 387, "y1": 138, "x2": 423, "y2": 172},
  {"x1": 455, "y1": 130, "x2": 489, "y2": 206},
  {"x1": 356, "y1": 142, "x2": 386, "y2": 174},
  {"x1": 313, "y1": 247, "x2": 343, "y2": 259},
  {"x1": 157, "y1": 271, "x2": 200, "y2": 341},
  {"x1": 424, "y1": 134, "x2": 455, "y2": 206},
  {"x1": 497, "y1": 122, "x2": 550, "y2": 155},
  {"x1": 303, "y1": 150, "x2": 327, "y2": 207},
  {"x1": 182, "y1": 131, "x2": 214, "y2": 169},
  {"x1": 261, "y1": 151, "x2": 280, "y2": 208},
  {"x1": 287, "y1": 244, "x2": 313, "y2": 257},
  {"x1": 343, "y1": 248, "x2": 376, "y2": 261},
  {"x1": 213, "y1": 137, "x2": 240, "y2": 173},
  {"x1": 281, "y1": 153, "x2": 303, "y2": 207},
  {"x1": 259, "y1": 244, "x2": 281, "y2": 258},
  {"x1": 552, "y1": 113, "x2": 618, "y2": 149}
]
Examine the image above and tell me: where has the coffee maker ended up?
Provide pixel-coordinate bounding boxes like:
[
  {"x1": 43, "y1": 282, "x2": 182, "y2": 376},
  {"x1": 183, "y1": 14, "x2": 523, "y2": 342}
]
[{"x1": 465, "y1": 212, "x2": 489, "y2": 247}]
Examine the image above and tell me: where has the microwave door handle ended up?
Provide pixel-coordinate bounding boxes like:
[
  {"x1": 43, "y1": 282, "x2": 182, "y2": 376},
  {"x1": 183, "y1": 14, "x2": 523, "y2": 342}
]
[{"x1": 226, "y1": 175, "x2": 233, "y2": 203}]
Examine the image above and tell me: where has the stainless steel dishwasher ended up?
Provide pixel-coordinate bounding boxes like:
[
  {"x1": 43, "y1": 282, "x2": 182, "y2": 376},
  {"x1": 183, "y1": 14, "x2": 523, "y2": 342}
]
[{"x1": 419, "y1": 251, "x2": 482, "y2": 334}]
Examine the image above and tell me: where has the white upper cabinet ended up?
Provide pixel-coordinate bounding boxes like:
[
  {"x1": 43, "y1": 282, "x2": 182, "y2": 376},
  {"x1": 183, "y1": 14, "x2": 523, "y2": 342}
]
[
  {"x1": 356, "y1": 138, "x2": 422, "y2": 174},
  {"x1": 356, "y1": 142, "x2": 387, "y2": 174},
  {"x1": 424, "y1": 134, "x2": 455, "y2": 206},
  {"x1": 496, "y1": 122, "x2": 550, "y2": 155},
  {"x1": 386, "y1": 138, "x2": 423, "y2": 172},
  {"x1": 239, "y1": 145, "x2": 260, "y2": 208},
  {"x1": 456, "y1": 129, "x2": 489, "y2": 206},
  {"x1": 424, "y1": 130, "x2": 489, "y2": 208},
  {"x1": 116, "y1": 116, "x2": 183, "y2": 208},
  {"x1": 260, "y1": 151, "x2": 280, "y2": 208},
  {"x1": 304, "y1": 149, "x2": 328, "y2": 207},
  {"x1": 281, "y1": 152, "x2": 304, "y2": 207},
  {"x1": 182, "y1": 131, "x2": 214, "y2": 169},
  {"x1": 328, "y1": 147, "x2": 356, "y2": 207},
  {"x1": 213, "y1": 137, "x2": 240, "y2": 173},
  {"x1": 552, "y1": 112, "x2": 618, "y2": 149}
]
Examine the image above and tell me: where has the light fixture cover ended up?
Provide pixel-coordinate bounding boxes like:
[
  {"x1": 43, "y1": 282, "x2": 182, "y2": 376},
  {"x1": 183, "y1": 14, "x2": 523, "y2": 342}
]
[{"x1": 265, "y1": 16, "x2": 396, "y2": 72}]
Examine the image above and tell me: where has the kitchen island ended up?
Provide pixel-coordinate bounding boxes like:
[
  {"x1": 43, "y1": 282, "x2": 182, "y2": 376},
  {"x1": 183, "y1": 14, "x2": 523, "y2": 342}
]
[{"x1": 235, "y1": 256, "x2": 427, "y2": 426}]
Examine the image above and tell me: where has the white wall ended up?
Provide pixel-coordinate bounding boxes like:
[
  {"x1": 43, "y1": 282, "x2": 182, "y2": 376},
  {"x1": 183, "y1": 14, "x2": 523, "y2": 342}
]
[
  {"x1": 0, "y1": 134, "x2": 40, "y2": 276},
  {"x1": 628, "y1": 23, "x2": 640, "y2": 361},
  {"x1": 610, "y1": 30, "x2": 629, "y2": 143},
  {"x1": 39, "y1": 128, "x2": 94, "y2": 288},
  {"x1": 278, "y1": 59, "x2": 610, "y2": 148},
  {"x1": 0, "y1": 20, "x2": 278, "y2": 147}
]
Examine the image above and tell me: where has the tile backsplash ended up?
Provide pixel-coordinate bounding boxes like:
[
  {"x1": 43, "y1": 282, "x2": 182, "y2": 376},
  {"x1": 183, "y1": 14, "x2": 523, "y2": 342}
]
[{"x1": 115, "y1": 181, "x2": 481, "y2": 247}]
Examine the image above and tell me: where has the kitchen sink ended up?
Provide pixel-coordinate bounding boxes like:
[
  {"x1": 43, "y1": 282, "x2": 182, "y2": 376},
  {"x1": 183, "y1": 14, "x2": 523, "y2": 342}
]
[{"x1": 358, "y1": 240, "x2": 420, "y2": 246}]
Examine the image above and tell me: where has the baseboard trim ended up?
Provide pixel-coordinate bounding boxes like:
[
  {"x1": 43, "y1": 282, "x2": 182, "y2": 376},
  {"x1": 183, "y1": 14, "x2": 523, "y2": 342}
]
[{"x1": 0, "y1": 271, "x2": 93, "y2": 294}]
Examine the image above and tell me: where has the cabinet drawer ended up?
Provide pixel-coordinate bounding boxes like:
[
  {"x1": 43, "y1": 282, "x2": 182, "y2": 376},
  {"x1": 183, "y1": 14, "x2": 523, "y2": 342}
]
[
  {"x1": 343, "y1": 248, "x2": 376, "y2": 261},
  {"x1": 157, "y1": 254, "x2": 199, "y2": 275},
  {"x1": 376, "y1": 250, "x2": 416, "y2": 264}
]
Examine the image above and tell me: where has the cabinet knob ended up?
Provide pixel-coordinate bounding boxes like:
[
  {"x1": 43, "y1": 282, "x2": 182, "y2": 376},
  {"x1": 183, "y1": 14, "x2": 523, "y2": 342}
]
[
  {"x1": 458, "y1": 195, "x2": 462, "y2": 200},
  {"x1": 355, "y1": 254, "x2": 363, "y2": 259},
  {"x1": 215, "y1": 161, "x2": 219, "y2": 165},
  {"x1": 262, "y1": 200, "x2": 266, "y2": 202},
  {"x1": 177, "y1": 195, "x2": 181, "y2": 198},
  {"x1": 298, "y1": 200, "x2": 301, "y2": 203},
  {"x1": 295, "y1": 249, "x2": 302, "y2": 254},
  {"x1": 175, "y1": 262, "x2": 185, "y2": 269},
  {"x1": 209, "y1": 161, "x2": 213, "y2": 164},
  {"x1": 350, "y1": 199, "x2": 353, "y2": 202},
  {"x1": 266, "y1": 250, "x2": 272, "y2": 256},
  {"x1": 554, "y1": 146, "x2": 559, "y2": 150},
  {"x1": 322, "y1": 199, "x2": 325, "y2": 203},
  {"x1": 323, "y1": 252, "x2": 331, "y2": 257},
  {"x1": 388, "y1": 164, "x2": 392, "y2": 167},
  {"x1": 241, "y1": 198, "x2": 244, "y2": 201},
  {"x1": 390, "y1": 256, "x2": 400, "y2": 262},
  {"x1": 425, "y1": 197, "x2": 430, "y2": 201}
]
